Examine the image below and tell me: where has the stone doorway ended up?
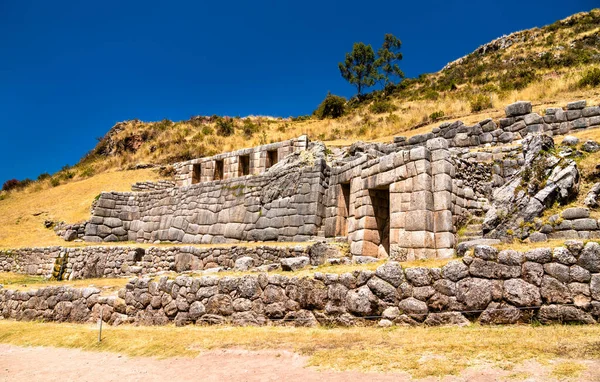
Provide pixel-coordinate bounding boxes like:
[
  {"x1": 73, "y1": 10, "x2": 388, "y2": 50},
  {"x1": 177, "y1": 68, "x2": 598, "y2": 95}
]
[
  {"x1": 368, "y1": 187, "x2": 390, "y2": 257},
  {"x1": 338, "y1": 183, "x2": 351, "y2": 236}
]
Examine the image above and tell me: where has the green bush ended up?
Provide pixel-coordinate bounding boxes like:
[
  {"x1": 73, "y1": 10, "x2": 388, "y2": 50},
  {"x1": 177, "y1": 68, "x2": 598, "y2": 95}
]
[
  {"x1": 578, "y1": 68, "x2": 600, "y2": 88},
  {"x1": 50, "y1": 178, "x2": 60, "y2": 187},
  {"x1": 242, "y1": 118, "x2": 258, "y2": 138},
  {"x1": 429, "y1": 111, "x2": 445, "y2": 121},
  {"x1": 314, "y1": 93, "x2": 346, "y2": 119},
  {"x1": 37, "y1": 173, "x2": 51, "y2": 181},
  {"x1": 215, "y1": 117, "x2": 234, "y2": 136},
  {"x1": 499, "y1": 68, "x2": 536, "y2": 91},
  {"x1": 201, "y1": 125, "x2": 214, "y2": 135},
  {"x1": 369, "y1": 100, "x2": 397, "y2": 114},
  {"x1": 470, "y1": 94, "x2": 493, "y2": 112},
  {"x1": 80, "y1": 167, "x2": 95, "y2": 178}
]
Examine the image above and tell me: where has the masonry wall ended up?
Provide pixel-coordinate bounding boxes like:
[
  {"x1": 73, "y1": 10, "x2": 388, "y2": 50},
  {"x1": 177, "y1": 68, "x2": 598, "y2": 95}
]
[
  {"x1": 393, "y1": 100, "x2": 600, "y2": 151},
  {"x1": 2, "y1": 243, "x2": 599, "y2": 327},
  {"x1": 324, "y1": 138, "x2": 456, "y2": 260},
  {"x1": 0, "y1": 244, "x2": 318, "y2": 280},
  {"x1": 84, "y1": 157, "x2": 328, "y2": 244},
  {"x1": 173, "y1": 136, "x2": 309, "y2": 187}
]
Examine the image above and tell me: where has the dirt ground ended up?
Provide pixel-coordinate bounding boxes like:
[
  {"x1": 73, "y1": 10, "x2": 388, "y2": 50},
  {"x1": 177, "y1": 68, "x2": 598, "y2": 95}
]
[{"x1": 0, "y1": 344, "x2": 598, "y2": 382}]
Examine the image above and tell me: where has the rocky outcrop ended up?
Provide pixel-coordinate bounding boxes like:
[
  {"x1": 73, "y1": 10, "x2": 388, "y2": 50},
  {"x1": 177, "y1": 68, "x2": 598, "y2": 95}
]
[
  {"x1": 483, "y1": 134, "x2": 580, "y2": 239},
  {"x1": 2, "y1": 242, "x2": 599, "y2": 327}
]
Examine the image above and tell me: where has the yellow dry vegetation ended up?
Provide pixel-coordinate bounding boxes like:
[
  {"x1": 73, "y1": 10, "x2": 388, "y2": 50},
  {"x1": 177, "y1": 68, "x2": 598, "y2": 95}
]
[
  {"x1": 0, "y1": 321, "x2": 598, "y2": 378},
  {"x1": 0, "y1": 169, "x2": 160, "y2": 249}
]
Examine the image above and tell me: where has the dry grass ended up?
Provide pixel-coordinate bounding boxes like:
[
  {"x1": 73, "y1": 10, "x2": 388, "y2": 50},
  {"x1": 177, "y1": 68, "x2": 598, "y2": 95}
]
[
  {"x1": 0, "y1": 321, "x2": 597, "y2": 378},
  {"x1": 0, "y1": 273, "x2": 128, "y2": 292},
  {"x1": 550, "y1": 361, "x2": 587, "y2": 379},
  {"x1": 0, "y1": 169, "x2": 161, "y2": 249}
]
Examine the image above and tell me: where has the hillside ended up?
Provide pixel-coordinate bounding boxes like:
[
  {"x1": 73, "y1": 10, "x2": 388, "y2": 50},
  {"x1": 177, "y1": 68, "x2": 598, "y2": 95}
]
[{"x1": 0, "y1": 10, "x2": 597, "y2": 193}]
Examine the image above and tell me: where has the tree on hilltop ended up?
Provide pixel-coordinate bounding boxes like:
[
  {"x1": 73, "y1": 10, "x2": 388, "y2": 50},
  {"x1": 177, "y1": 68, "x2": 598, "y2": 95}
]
[
  {"x1": 376, "y1": 33, "x2": 404, "y2": 88},
  {"x1": 338, "y1": 42, "x2": 379, "y2": 96}
]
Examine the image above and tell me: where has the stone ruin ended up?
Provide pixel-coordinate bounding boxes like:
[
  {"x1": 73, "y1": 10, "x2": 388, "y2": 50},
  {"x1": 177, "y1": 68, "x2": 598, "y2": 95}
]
[
  {"x1": 73, "y1": 99, "x2": 600, "y2": 261},
  {"x1": 3, "y1": 99, "x2": 600, "y2": 328}
]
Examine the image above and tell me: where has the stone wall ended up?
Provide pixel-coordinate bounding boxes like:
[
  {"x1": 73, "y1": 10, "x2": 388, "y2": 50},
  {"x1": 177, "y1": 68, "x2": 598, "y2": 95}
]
[
  {"x1": 173, "y1": 136, "x2": 309, "y2": 186},
  {"x1": 536, "y1": 207, "x2": 600, "y2": 241},
  {"x1": 394, "y1": 100, "x2": 600, "y2": 151},
  {"x1": 2, "y1": 242, "x2": 599, "y2": 326},
  {"x1": 131, "y1": 180, "x2": 176, "y2": 192},
  {"x1": 323, "y1": 138, "x2": 456, "y2": 260},
  {"x1": 0, "y1": 244, "x2": 324, "y2": 280},
  {"x1": 84, "y1": 149, "x2": 328, "y2": 244}
]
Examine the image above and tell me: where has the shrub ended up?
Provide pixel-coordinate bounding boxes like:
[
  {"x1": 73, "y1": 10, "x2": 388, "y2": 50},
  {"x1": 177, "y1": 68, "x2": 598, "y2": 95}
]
[
  {"x1": 158, "y1": 165, "x2": 176, "y2": 177},
  {"x1": 2, "y1": 179, "x2": 20, "y2": 192},
  {"x1": 80, "y1": 167, "x2": 95, "y2": 178},
  {"x1": 429, "y1": 111, "x2": 445, "y2": 121},
  {"x1": 215, "y1": 117, "x2": 234, "y2": 137},
  {"x1": 469, "y1": 94, "x2": 493, "y2": 112},
  {"x1": 578, "y1": 68, "x2": 600, "y2": 88},
  {"x1": 242, "y1": 119, "x2": 258, "y2": 138},
  {"x1": 291, "y1": 115, "x2": 311, "y2": 122},
  {"x1": 314, "y1": 93, "x2": 346, "y2": 119},
  {"x1": 499, "y1": 68, "x2": 536, "y2": 91},
  {"x1": 37, "y1": 173, "x2": 51, "y2": 181},
  {"x1": 369, "y1": 100, "x2": 397, "y2": 114},
  {"x1": 50, "y1": 178, "x2": 60, "y2": 187},
  {"x1": 201, "y1": 125, "x2": 214, "y2": 135}
]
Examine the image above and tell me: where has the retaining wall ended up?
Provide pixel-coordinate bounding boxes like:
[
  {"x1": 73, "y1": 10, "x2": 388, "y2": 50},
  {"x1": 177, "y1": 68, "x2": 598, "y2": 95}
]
[
  {"x1": 0, "y1": 244, "x2": 322, "y2": 280},
  {"x1": 1, "y1": 242, "x2": 599, "y2": 326},
  {"x1": 84, "y1": 155, "x2": 328, "y2": 244},
  {"x1": 394, "y1": 100, "x2": 600, "y2": 151}
]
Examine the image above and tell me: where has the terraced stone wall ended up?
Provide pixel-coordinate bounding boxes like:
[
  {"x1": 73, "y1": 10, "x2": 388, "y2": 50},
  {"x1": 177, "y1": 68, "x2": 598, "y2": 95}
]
[
  {"x1": 2, "y1": 243, "x2": 599, "y2": 327},
  {"x1": 394, "y1": 100, "x2": 600, "y2": 151},
  {"x1": 173, "y1": 136, "x2": 309, "y2": 186},
  {"x1": 84, "y1": 155, "x2": 328, "y2": 244},
  {"x1": 0, "y1": 244, "x2": 319, "y2": 280}
]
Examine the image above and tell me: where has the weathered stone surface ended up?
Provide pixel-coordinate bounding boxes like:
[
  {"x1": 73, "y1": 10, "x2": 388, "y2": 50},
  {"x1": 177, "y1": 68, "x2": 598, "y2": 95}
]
[
  {"x1": 280, "y1": 257, "x2": 310, "y2": 272},
  {"x1": 540, "y1": 276, "x2": 572, "y2": 304},
  {"x1": 375, "y1": 262, "x2": 404, "y2": 287},
  {"x1": 503, "y1": 279, "x2": 541, "y2": 307},
  {"x1": 345, "y1": 286, "x2": 377, "y2": 316},
  {"x1": 456, "y1": 278, "x2": 492, "y2": 310},
  {"x1": 405, "y1": 267, "x2": 432, "y2": 287},
  {"x1": 423, "y1": 312, "x2": 469, "y2": 327},
  {"x1": 479, "y1": 302, "x2": 522, "y2": 324},
  {"x1": 505, "y1": 101, "x2": 532, "y2": 117},
  {"x1": 442, "y1": 261, "x2": 469, "y2": 282},
  {"x1": 578, "y1": 242, "x2": 600, "y2": 273}
]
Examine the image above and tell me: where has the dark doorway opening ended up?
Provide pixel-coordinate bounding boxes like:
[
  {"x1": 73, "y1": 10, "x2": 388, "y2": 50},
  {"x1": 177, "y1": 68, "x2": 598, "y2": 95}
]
[
  {"x1": 266, "y1": 149, "x2": 278, "y2": 168},
  {"x1": 368, "y1": 187, "x2": 390, "y2": 256},
  {"x1": 192, "y1": 164, "x2": 201, "y2": 184},
  {"x1": 239, "y1": 155, "x2": 250, "y2": 176},
  {"x1": 214, "y1": 160, "x2": 224, "y2": 180},
  {"x1": 337, "y1": 183, "x2": 351, "y2": 236}
]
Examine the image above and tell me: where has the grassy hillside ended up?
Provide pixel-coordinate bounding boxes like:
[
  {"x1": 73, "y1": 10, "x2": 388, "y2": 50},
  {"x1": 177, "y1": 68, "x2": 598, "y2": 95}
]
[
  {"x1": 0, "y1": 169, "x2": 160, "y2": 249},
  {"x1": 0, "y1": 9, "x2": 599, "y2": 249}
]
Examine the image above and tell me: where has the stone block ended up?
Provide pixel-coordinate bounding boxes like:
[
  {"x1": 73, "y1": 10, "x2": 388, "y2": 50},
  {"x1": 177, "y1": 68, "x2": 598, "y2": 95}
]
[{"x1": 505, "y1": 101, "x2": 532, "y2": 117}]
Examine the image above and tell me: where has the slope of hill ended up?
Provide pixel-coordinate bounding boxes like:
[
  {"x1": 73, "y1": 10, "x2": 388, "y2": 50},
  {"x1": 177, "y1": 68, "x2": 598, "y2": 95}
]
[
  {"x1": 70, "y1": 9, "x2": 600, "y2": 177},
  {"x1": 0, "y1": 9, "x2": 598, "y2": 227}
]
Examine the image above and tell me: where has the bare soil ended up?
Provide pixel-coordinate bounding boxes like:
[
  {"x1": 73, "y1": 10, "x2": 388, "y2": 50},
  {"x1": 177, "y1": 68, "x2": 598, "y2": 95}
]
[{"x1": 0, "y1": 344, "x2": 598, "y2": 382}]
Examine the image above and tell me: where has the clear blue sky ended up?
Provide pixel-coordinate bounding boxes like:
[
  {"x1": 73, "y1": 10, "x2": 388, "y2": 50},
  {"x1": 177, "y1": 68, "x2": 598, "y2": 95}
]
[{"x1": 0, "y1": 0, "x2": 596, "y2": 184}]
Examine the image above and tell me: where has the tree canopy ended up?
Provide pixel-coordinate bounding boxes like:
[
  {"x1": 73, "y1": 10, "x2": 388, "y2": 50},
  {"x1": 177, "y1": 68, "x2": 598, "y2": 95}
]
[
  {"x1": 338, "y1": 34, "x2": 404, "y2": 95},
  {"x1": 338, "y1": 42, "x2": 379, "y2": 96}
]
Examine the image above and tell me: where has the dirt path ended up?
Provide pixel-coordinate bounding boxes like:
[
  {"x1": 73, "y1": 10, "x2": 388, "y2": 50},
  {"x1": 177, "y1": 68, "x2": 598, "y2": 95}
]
[{"x1": 0, "y1": 344, "x2": 597, "y2": 381}]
